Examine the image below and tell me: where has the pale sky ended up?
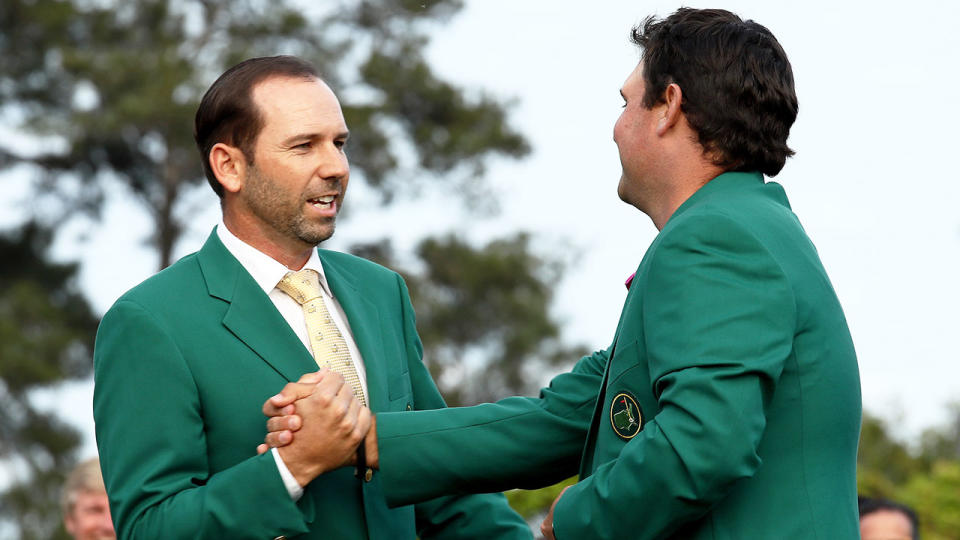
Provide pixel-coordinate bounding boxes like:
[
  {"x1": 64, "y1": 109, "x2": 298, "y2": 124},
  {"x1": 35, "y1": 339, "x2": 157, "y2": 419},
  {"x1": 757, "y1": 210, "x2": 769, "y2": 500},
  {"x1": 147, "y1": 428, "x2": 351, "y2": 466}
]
[{"x1": 8, "y1": 0, "x2": 959, "y2": 460}]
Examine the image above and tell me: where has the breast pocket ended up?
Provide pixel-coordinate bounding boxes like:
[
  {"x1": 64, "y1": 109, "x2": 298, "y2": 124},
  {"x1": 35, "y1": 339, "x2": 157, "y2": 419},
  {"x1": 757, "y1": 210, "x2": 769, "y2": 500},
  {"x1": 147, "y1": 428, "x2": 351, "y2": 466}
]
[
  {"x1": 607, "y1": 337, "x2": 641, "y2": 384},
  {"x1": 387, "y1": 369, "x2": 412, "y2": 403}
]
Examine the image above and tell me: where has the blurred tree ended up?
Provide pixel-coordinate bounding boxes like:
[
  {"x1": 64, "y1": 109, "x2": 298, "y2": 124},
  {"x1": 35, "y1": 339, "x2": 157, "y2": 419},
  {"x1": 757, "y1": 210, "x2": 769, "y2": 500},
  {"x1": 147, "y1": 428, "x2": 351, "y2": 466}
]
[
  {"x1": 0, "y1": 222, "x2": 99, "y2": 540},
  {"x1": 504, "y1": 476, "x2": 577, "y2": 529},
  {"x1": 0, "y1": 0, "x2": 529, "y2": 268},
  {"x1": 353, "y1": 234, "x2": 589, "y2": 530},
  {"x1": 353, "y1": 234, "x2": 589, "y2": 405},
  {"x1": 857, "y1": 412, "x2": 924, "y2": 495},
  {"x1": 0, "y1": 0, "x2": 579, "y2": 535},
  {"x1": 858, "y1": 407, "x2": 960, "y2": 540},
  {"x1": 902, "y1": 461, "x2": 960, "y2": 540}
]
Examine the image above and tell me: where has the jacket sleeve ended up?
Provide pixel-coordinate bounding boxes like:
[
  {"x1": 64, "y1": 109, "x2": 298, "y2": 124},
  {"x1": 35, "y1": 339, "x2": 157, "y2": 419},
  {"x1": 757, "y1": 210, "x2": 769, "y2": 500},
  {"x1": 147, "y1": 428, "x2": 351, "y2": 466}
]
[
  {"x1": 377, "y1": 275, "x2": 604, "y2": 517},
  {"x1": 552, "y1": 213, "x2": 797, "y2": 539},
  {"x1": 93, "y1": 299, "x2": 310, "y2": 539}
]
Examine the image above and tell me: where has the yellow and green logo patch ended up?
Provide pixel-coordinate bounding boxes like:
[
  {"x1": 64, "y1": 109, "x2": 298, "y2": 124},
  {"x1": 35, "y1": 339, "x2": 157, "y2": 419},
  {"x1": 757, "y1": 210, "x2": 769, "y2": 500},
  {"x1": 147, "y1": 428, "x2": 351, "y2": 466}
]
[{"x1": 610, "y1": 392, "x2": 642, "y2": 440}]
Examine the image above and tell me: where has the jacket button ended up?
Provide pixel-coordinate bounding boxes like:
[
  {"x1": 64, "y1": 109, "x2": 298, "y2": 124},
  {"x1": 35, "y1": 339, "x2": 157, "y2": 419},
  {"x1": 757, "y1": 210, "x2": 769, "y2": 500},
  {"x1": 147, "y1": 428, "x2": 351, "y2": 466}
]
[
  {"x1": 405, "y1": 403, "x2": 412, "y2": 411},
  {"x1": 364, "y1": 468, "x2": 374, "y2": 482}
]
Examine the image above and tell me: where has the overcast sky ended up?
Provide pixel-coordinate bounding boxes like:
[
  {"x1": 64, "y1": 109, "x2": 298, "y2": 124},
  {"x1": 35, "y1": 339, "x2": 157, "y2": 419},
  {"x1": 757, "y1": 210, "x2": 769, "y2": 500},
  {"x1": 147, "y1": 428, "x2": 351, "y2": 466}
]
[{"x1": 9, "y1": 0, "x2": 959, "y2": 460}]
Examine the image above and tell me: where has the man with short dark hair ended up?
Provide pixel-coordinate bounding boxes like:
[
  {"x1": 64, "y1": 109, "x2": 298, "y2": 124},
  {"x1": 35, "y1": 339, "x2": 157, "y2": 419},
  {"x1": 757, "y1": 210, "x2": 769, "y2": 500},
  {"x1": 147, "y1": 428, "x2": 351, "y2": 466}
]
[
  {"x1": 860, "y1": 496, "x2": 920, "y2": 540},
  {"x1": 93, "y1": 55, "x2": 530, "y2": 539},
  {"x1": 265, "y1": 8, "x2": 862, "y2": 539}
]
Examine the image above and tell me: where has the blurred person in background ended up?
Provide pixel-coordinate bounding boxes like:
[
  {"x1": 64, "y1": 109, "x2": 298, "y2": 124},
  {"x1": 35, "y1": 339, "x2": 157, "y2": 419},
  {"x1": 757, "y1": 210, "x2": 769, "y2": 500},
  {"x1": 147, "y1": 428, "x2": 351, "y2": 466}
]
[
  {"x1": 61, "y1": 457, "x2": 114, "y2": 540},
  {"x1": 859, "y1": 496, "x2": 919, "y2": 540}
]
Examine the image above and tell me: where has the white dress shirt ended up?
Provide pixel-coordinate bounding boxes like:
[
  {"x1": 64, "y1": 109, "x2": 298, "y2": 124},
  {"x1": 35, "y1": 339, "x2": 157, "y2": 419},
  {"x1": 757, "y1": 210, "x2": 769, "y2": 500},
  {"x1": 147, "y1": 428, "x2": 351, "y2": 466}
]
[{"x1": 216, "y1": 222, "x2": 368, "y2": 500}]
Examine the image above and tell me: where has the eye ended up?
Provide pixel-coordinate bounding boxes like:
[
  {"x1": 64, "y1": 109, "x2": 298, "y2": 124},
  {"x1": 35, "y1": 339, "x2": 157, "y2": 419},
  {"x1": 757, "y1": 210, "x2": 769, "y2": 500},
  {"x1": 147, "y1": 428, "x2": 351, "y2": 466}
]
[
  {"x1": 294, "y1": 141, "x2": 312, "y2": 150},
  {"x1": 334, "y1": 139, "x2": 347, "y2": 150}
]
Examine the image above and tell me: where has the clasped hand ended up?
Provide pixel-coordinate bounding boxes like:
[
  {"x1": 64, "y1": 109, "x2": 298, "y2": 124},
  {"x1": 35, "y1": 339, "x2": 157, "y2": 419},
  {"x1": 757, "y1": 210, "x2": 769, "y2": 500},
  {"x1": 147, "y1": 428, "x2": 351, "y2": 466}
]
[{"x1": 256, "y1": 370, "x2": 372, "y2": 486}]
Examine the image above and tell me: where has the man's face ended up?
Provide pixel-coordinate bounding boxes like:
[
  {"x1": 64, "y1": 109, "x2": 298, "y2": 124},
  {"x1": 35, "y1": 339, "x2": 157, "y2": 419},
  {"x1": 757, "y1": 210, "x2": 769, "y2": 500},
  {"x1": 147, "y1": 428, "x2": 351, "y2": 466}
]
[
  {"x1": 64, "y1": 491, "x2": 114, "y2": 540},
  {"x1": 860, "y1": 510, "x2": 914, "y2": 540},
  {"x1": 238, "y1": 76, "x2": 350, "y2": 250},
  {"x1": 613, "y1": 61, "x2": 661, "y2": 211}
]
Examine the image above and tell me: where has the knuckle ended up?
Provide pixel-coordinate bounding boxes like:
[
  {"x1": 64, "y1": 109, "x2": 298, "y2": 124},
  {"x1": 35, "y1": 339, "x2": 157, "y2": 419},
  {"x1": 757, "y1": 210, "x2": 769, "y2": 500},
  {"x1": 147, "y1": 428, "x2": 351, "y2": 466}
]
[{"x1": 315, "y1": 392, "x2": 333, "y2": 407}]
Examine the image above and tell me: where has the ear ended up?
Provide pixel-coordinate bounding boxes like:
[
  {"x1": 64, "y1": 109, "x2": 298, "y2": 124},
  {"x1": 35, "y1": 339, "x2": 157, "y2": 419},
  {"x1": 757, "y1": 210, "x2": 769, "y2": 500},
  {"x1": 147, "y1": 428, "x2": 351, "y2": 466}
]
[
  {"x1": 656, "y1": 83, "x2": 683, "y2": 136},
  {"x1": 209, "y1": 143, "x2": 248, "y2": 195},
  {"x1": 63, "y1": 513, "x2": 76, "y2": 535}
]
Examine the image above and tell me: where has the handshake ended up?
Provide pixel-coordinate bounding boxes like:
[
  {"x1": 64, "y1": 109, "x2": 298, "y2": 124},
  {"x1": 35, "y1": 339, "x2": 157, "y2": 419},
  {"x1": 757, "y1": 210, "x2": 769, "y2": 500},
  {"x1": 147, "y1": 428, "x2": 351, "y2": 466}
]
[{"x1": 255, "y1": 369, "x2": 377, "y2": 487}]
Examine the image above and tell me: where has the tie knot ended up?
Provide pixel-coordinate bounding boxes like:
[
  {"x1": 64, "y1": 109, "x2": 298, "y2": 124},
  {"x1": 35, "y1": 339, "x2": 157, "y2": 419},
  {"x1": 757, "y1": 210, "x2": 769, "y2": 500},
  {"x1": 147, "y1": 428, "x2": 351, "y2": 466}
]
[{"x1": 277, "y1": 269, "x2": 323, "y2": 304}]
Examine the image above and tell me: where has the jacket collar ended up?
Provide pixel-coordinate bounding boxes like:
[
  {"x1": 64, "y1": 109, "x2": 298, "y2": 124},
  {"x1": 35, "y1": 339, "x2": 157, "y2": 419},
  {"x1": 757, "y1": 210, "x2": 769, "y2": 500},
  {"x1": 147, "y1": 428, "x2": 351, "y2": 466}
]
[
  {"x1": 196, "y1": 229, "x2": 390, "y2": 410},
  {"x1": 196, "y1": 229, "x2": 317, "y2": 383},
  {"x1": 666, "y1": 171, "x2": 768, "y2": 226}
]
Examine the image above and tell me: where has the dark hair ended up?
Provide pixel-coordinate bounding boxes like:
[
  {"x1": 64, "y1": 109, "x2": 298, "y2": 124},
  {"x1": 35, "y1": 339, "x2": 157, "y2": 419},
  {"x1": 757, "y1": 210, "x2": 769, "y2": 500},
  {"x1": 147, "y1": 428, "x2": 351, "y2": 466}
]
[
  {"x1": 858, "y1": 496, "x2": 920, "y2": 540},
  {"x1": 194, "y1": 56, "x2": 320, "y2": 197},
  {"x1": 631, "y1": 8, "x2": 798, "y2": 176}
]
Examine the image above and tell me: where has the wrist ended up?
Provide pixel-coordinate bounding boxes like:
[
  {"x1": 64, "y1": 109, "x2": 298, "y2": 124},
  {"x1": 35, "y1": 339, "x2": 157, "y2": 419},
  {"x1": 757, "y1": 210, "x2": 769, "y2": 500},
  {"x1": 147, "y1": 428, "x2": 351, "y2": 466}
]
[{"x1": 277, "y1": 446, "x2": 323, "y2": 487}]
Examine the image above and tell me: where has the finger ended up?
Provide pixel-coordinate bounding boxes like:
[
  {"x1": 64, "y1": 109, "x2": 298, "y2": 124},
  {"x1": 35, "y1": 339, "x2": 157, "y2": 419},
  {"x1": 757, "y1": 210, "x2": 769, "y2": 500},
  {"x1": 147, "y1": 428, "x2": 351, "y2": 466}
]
[
  {"x1": 264, "y1": 429, "x2": 294, "y2": 448},
  {"x1": 343, "y1": 392, "x2": 362, "y2": 423},
  {"x1": 263, "y1": 399, "x2": 297, "y2": 418},
  {"x1": 341, "y1": 396, "x2": 367, "y2": 443},
  {"x1": 314, "y1": 370, "x2": 347, "y2": 397},
  {"x1": 256, "y1": 443, "x2": 268, "y2": 455},
  {"x1": 266, "y1": 414, "x2": 301, "y2": 433},
  {"x1": 365, "y1": 414, "x2": 379, "y2": 469},
  {"x1": 355, "y1": 407, "x2": 372, "y2": 439},
  {"x1": 327, "y1": 383, "x2": 354, "y2": 423},
  {"x1": 265, "y1": 382, "x2": 317, "y2": 415},
  {"x1": 297, "y1": 369, "x2": 326, "y2": 384}
]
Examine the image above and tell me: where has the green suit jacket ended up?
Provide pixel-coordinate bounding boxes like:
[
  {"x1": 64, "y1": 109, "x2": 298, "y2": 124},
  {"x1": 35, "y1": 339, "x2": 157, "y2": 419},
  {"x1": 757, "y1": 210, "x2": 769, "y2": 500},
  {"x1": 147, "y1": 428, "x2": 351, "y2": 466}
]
[
  {"x1": 376, "y1": 172, "x2": 862, "y2": 539},
  {"x1": 93, "y1": 230, "x2": 531, "y2": 539}
]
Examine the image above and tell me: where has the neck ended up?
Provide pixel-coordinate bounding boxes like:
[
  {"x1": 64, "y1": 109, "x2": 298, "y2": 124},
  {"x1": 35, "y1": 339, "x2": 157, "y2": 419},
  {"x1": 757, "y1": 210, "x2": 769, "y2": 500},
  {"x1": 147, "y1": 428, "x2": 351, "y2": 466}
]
[
  {"x1": 649, "y1": 163, "x2": 725, "y2": 230},
  {"x1": 222, "y1": 208, "x2": 314, "y2": 270}
]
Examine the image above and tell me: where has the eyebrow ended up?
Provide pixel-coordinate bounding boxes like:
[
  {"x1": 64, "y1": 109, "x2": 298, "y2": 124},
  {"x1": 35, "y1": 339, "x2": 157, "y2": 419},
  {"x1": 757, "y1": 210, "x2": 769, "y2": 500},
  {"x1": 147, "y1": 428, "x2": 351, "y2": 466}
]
[{"x1": 281, "y1": 130, "x2": 350, "y2": 146}]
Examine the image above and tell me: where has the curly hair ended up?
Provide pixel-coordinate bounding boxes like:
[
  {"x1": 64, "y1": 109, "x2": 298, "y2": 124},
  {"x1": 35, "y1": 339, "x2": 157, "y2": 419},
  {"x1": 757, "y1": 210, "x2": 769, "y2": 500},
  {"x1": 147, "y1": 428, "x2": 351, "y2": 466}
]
[{"x1": 632, "y1": 8, "x2": 798, "y2": 176}]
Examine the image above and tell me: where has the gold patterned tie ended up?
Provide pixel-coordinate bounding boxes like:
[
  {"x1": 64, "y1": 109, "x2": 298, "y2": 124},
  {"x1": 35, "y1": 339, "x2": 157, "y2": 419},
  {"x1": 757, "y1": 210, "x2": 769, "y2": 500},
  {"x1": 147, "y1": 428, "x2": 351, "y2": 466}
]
[{"x1": 276, "y1": 269, "x2": 367, "y2": 406}]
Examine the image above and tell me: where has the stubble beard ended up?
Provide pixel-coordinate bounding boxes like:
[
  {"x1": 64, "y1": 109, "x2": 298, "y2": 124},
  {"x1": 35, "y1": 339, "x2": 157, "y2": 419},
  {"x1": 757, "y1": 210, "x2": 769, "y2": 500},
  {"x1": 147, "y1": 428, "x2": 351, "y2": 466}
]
[{"x1": 244, "y1": 166, "x2": 337, "y2": 247}]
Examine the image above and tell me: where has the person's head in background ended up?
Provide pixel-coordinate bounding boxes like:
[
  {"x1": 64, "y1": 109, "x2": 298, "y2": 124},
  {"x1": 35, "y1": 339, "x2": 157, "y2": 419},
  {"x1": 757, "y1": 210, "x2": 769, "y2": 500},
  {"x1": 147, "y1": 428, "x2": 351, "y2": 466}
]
[
  {"x1": 859, "y1": 495, "x2": 919, "y2": 540},
  {"x1": 62, "y1": 457, "x2": 114, "y2": 540}
]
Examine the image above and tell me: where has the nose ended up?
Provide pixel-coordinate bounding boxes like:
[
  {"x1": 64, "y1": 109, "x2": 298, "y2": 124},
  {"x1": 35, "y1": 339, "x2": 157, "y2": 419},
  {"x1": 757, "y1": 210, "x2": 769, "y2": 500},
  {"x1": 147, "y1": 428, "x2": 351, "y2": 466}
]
[{"x1": 318, "y1": 144, "x2": 349, "y2": 181}]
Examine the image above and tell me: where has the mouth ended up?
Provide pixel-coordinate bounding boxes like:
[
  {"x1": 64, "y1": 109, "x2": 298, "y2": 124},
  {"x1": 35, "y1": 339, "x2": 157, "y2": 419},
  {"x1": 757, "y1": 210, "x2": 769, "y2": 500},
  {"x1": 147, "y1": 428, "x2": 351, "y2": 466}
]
[{"x1": 307, "y1": 194, "x2": 338, "y2": 213}]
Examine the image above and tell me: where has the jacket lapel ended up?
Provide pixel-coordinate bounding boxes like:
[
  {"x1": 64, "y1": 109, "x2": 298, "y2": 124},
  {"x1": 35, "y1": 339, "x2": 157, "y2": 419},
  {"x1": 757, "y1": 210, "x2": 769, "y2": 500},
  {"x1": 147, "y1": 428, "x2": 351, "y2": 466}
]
[
  {"x1": 197, "y1": 229, "x2": 316, "y2": 382},
  {"x1": 319, "y1": 253, "x2": 389, "y2": 412}
]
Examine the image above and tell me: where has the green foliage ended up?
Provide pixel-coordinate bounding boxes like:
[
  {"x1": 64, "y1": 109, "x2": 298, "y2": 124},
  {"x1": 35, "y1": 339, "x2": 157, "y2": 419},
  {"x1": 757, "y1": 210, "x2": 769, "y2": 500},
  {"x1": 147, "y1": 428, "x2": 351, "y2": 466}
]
[
  {"x1": 0, "y1": 0, "x2": 529, "y2": 268},
  {"x1": 353, "y1": 234, "x2": 588, "y2": 406},
  {"x1": 858, "y1": 407, "x2": 960, "y2": 539},
  {"x1": 2, "y1": 1, "x2": 545, "y2": 536},
  {"x1": 858, "y1": 412, "x2": 924, "y2": 493},
  {"x1": 902, "y1": 461, "x2": 960, "y2": 540},
  {"x1": 0, "y1": 223, "x2": 99, "y2": 539},
  {"x1": 505, "y1": 476, "x2": 577, "y2": 521}
]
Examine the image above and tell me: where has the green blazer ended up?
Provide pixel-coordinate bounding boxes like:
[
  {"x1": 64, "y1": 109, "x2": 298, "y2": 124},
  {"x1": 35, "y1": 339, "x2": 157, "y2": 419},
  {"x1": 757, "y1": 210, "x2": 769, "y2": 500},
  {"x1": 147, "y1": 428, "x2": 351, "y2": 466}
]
[
  {"x1": 93, "y1": 230, "x2": 531, "y2": 539},
  {"x1": 376, "y1": 172, "x2": 862, "y2": 539}
]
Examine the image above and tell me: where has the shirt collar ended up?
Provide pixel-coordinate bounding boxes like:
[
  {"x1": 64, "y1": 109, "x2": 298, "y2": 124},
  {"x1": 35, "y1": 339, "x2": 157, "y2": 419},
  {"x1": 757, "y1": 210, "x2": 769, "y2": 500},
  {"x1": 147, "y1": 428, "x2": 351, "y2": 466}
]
[{"x1": 216, "y1": 220, "x2": 333, "y2": 297}]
